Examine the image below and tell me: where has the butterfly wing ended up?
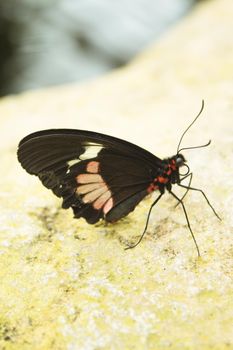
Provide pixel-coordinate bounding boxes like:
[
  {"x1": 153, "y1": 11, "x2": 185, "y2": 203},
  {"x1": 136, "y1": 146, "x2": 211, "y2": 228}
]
[{"x1": 18, "y1": 129, "x2": 163, "y2": 224}]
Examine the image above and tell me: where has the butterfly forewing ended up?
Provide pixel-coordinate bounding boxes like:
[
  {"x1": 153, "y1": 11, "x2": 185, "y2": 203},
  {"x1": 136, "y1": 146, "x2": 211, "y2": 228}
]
[{"x1": 18, "y1": 129, "x2": 163, "y2": 223}]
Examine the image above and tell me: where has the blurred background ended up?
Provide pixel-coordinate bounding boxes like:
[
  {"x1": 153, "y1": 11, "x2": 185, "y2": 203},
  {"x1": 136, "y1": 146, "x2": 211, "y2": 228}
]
[{"x1": 0, "y1": 0, "x2": 203, "y2": 97}]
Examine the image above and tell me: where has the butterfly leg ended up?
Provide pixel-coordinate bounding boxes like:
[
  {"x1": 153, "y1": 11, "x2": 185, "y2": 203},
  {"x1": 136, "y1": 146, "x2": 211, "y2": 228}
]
[
  {"x1": 177, "y1": 182, "x2": 221, "y2": 220},
  {"x1": 169, "y1": 190, "x2": 200, "y2": 257},
  {"x1": 125, "y1": 193, "x2": 164, "y2": 250},
  {"x1": 175, "y1": 172, "x2": 193, "y2": 208}
]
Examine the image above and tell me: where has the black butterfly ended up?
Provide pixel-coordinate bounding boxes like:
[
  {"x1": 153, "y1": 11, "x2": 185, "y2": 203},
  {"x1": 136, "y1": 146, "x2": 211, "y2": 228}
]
[{"x1": 17, "y1": 101, "x2": 220, "y2": 255}]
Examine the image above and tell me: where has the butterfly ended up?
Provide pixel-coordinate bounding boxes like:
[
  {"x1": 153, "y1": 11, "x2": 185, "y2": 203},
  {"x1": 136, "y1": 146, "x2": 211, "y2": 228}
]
[{"x1": 17, "y1": 101, "x2": 220, "y2": 255}]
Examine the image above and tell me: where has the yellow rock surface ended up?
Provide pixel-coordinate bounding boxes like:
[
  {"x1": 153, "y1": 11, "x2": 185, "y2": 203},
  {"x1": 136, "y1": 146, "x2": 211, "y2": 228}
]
[{"x1": 0, "y1": 0, "x2": 233, "y2": 349}]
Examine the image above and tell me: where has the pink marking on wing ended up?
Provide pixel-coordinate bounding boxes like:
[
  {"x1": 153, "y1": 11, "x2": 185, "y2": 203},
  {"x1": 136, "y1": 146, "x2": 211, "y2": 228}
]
[
  {"x1": 76, "y1": 174, "x2": 103, "y2": 184},
  {"x1": 103, "y1": 197, "x2": 113, "y2": 214},
  {"x1": 86, "y1": 161, "x2": 100, "y2": 174},
  {"x1": 76, "y1": 182, "x2": 103, "y2": 195},
  {"x1": 82, "y1": 185, "x2": 108, "y2": 203},
  {"x1": 93, "y1": 191, "x2": 111, "y2": 210}
]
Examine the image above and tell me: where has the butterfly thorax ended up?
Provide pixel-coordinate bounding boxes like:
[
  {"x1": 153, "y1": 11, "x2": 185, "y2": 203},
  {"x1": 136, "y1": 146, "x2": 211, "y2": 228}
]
[{"x1": 147, "y1": 153, "x2": 186, "y2": 194}]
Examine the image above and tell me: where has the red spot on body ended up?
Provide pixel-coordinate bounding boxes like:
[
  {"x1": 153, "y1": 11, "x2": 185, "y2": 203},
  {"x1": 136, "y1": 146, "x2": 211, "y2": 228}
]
[
  {"x1": 86, "y1": 161, "x2": 99, "y2": 174},
  {"x1": 157, "y1": 176, "x2": 168, "y2": 184},
  {"x1": 147, "y1": 183, "x2": 158, "y2": 193},
  {"x1": 170, "y1": 160, "x2": 176, "y2": 171}
]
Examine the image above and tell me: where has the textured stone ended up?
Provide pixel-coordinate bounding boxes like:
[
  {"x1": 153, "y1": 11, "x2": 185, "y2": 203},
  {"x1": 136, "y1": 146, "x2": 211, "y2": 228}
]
[{"x1": 0, "y1": 0, "x2": 232, "y2": 349}]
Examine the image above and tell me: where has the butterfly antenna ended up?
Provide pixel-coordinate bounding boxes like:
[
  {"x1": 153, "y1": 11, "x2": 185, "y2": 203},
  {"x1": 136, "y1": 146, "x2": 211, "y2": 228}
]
[
  {"x1": 177, "y1": 100, "x2": 205, "y2": 154},
  {"x1": 178, "y1": 140, "x2": 211, "y2": 154}
]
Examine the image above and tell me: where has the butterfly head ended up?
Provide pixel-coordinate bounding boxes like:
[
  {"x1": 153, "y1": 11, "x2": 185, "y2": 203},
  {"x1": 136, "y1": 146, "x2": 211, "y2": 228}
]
[
  {"x1": 173, "y1": 153, "x2": 190, "y2": 177},
  {"x1": 165, "y1": 153, "x2": 189, "y2": 182},
  {"x1": 167, "y1": 153, "x2": 186, "y2": 171},
  {"x1": 174, "y1": 153, "x2": 186, "y2": 168},
  {"x1": 158, "y1": 154, "x2": 188, "y2": 188}
]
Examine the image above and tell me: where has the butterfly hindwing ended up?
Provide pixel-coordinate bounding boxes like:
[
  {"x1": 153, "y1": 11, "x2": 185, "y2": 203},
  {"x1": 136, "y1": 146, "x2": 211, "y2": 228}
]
[{"x1": 18, "y1": 129, "x2": 163, "y2": 224}]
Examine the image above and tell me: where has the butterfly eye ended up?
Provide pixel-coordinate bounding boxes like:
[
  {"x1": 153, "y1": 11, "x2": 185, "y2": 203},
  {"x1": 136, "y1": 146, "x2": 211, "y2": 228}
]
[{"x1": 175, "y1": 154, "x2": 186, "y2": 167}]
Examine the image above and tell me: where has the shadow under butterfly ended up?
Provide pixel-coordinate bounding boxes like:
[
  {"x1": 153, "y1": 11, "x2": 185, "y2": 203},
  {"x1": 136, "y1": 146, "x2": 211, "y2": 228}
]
[{"x1": 17, "y1": 101, "x2": 221, "y2": 256}]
